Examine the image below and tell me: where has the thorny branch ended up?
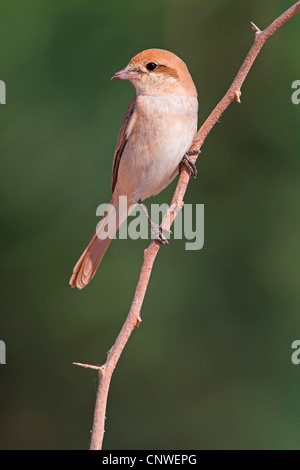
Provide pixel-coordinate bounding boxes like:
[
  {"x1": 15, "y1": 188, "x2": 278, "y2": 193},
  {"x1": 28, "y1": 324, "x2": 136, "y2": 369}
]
[{"x1": 74, "y1": 1, "x2": 300, "y2": 451}]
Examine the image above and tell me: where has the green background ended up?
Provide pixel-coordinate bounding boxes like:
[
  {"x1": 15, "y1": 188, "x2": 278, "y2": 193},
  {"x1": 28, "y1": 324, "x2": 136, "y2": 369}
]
[{"x1": 0, "y1": 0, "x2": 300, "y2": 450}]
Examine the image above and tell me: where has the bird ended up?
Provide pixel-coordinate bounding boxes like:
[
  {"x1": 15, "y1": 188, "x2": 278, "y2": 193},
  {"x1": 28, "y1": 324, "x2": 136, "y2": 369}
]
[{"x1": 70, "y1": 48, "x2": 198, "y2": 289}]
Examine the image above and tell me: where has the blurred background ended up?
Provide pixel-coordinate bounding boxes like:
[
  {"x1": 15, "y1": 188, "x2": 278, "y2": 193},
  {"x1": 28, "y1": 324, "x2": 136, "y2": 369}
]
[{"x1": 0, "y1": 0, "x2": 300, "y2": 450}]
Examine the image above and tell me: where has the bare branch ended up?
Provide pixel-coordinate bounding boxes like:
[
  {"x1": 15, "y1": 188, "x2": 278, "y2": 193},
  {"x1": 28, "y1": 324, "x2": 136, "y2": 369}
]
[{"x1": 78, "y1": 1, "x2": 300, "y2": 451}]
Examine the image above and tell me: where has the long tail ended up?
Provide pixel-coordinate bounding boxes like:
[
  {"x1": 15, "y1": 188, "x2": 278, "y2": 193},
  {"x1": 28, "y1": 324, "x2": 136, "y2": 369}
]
[{"x1": 70, "y1": 194, "x2": 134, "y2": 289}]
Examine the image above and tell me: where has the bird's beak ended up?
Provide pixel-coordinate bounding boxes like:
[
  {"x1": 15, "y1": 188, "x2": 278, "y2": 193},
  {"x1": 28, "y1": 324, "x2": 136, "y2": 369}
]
[{"x1": 111, "y1": 67, "x2": 138, "y2": 81}]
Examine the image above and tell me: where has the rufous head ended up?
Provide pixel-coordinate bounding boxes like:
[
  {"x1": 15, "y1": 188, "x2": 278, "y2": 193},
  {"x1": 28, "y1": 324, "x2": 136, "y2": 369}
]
[{"x1": 111, "y1": 49, "x2": 197, "y2": 98}]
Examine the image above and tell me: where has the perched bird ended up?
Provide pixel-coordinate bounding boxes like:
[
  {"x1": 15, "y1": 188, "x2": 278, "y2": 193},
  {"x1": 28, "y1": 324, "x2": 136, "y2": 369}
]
[{"x1": 70, "y1": 49, "x2": 198, "y2": 289}]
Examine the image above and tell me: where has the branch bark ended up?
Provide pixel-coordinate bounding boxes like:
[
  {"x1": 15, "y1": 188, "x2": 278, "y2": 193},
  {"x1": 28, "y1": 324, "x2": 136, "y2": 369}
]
[{"x1": 75, "y1": 1, "x2": 300, "y2": 451}]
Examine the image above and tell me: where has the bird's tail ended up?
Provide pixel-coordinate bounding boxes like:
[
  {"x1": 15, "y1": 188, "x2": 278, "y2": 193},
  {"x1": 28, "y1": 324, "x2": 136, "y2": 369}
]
[{"x1": 70, "y1": 194, "x2": 134, "y2": 289}]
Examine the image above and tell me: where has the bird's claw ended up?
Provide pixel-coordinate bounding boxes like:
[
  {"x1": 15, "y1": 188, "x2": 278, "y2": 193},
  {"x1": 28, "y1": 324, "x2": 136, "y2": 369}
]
[
  {"x1": 138, "y1": 200, "x2": 171, "y2": 245},
  {"x1": 150, "y1": 223, "x2": 170, "y2": 246},
  {"x1": 180, "y1": 150, "x2": 199, "y2": 179}
]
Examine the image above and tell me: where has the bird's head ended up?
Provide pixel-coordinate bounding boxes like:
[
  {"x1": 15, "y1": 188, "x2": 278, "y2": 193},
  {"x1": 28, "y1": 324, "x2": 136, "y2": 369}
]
[{"x1": 111, "y1": 49, "x2": 197, "y2": 98}]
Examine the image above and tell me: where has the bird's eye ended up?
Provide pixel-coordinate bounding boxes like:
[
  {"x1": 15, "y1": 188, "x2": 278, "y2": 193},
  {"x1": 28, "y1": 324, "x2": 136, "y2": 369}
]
[{"x1": 146, "y1": 62, "x2": 157, "y2": 71}]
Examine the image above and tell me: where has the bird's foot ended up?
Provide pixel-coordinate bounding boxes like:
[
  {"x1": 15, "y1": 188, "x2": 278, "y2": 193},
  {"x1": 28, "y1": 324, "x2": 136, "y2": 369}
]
[
  {"x1": 150, "y1": 222, "x2": 170, "y2": 246},
  {"x1": 180, "y1": 150, "x2": 199, "y2": 179},
  {"x1": 138, "y1": 200, "x2": 171, "y2": 245}
]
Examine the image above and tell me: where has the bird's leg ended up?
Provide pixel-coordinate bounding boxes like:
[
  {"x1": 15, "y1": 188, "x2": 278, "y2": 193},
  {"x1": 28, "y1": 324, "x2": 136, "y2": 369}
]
[
  {"x1": 180, "y1": 149, "x2": 199, "y2": 179},
  {"x1": 138, "y1": 200, "x2": 170, "y2": 246}
]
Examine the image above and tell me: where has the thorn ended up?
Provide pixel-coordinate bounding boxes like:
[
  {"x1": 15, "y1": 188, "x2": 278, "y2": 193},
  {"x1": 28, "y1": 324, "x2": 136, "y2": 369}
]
[
  {"x1": 250, "y1": 21, "x2": 261, "y2": 32},
  {"x1": 235, "y1": 90, "x2": 242, "y2": 103},
  {"x1": 251, "y1": 22, "x2": 262, "y2": 38},
  {"x1": 73, "y1": 362, "x2": 105, "y2": 372}
]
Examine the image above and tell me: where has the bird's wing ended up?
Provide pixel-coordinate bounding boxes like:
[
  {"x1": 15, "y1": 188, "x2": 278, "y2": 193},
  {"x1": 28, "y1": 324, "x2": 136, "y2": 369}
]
[{"x1": 111, "y1": 97, "x2": 137, "y2": 194}]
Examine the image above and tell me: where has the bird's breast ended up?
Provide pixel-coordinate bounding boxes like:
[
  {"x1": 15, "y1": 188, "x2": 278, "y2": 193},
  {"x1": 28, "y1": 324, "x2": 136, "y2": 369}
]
[
  {"x1": 117, "y1": 94, "x2": 198, "y2": 201},
  {"x1": 133, "y1": 94, "x2": 198, "y2": 149}
]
